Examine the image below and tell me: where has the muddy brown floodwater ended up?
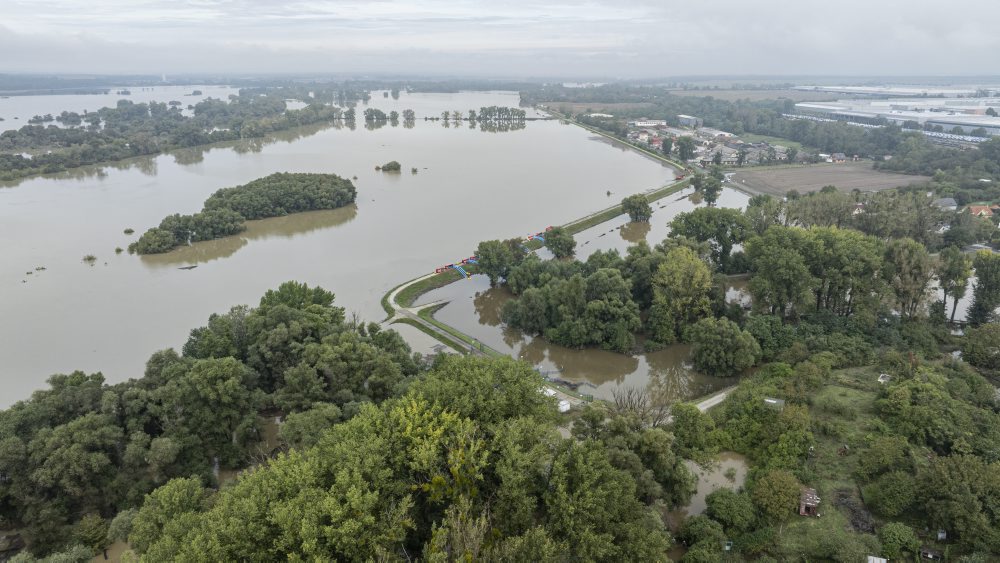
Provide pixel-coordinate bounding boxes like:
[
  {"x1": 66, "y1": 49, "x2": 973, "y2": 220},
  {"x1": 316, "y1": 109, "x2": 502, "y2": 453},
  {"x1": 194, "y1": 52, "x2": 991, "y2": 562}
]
[
  {"x1": 0, "y1": 90, "x2": 686, "y2": 406},
  {"x1": 418, "y1": 186, "x2": 750, "y2": 402}
]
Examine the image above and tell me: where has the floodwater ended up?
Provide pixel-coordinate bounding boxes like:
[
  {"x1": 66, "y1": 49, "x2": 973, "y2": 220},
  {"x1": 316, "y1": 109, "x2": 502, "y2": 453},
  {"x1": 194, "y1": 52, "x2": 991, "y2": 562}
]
[
  {"x1": 671, "y1": 452, "x2": 750, "y2": 521},
  {"x1": 0, "y1": 85, "x2": 239, "y2": 131},
  {"x1": 418, "y1": 186, "x2": 750, "y2": 402},
  {"x1": 0, "y1": 90, "x2": 680, "y2": 406}
]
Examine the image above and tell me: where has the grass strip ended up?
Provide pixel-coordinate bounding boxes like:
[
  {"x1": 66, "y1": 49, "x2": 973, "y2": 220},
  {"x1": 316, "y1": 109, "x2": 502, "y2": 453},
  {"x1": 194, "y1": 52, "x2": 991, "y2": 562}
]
[
  {"x1": 395, "y1": 267, "x2": 475, "y2": 308},
  {"x1": 389, "y1": 318, "x2": 468, "y2": 354}
]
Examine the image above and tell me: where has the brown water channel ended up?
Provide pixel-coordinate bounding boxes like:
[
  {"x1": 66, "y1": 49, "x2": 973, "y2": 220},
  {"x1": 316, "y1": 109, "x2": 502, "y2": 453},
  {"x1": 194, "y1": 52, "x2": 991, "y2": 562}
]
[
  {"x1": 0, "y1": 90, "x2": 684, "y2": 406},
  {"x1": 417, "y1": 187, "x2": 750, "y2": 402}
]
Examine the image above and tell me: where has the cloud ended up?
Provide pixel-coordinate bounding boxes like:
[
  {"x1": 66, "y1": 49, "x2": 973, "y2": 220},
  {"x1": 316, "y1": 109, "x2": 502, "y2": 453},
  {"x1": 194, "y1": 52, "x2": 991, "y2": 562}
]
[{"x1": 1, "y1": 0, "x2": 998, "y2": 77}]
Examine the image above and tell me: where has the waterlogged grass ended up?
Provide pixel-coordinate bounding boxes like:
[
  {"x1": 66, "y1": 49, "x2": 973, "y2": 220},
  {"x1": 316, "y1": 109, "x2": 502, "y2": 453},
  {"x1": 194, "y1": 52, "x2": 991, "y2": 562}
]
[
  {"x1": 562, "y1": 180, "x2": 690, "y2": 235},
  {"x1": 395, "y1": 267, "x2": 474, "y2": 308}
]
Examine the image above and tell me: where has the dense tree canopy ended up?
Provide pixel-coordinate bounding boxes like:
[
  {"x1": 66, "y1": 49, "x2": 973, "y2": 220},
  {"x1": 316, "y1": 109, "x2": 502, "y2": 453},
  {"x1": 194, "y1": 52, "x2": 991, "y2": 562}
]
[{"x1": 0, "y1": 281, "x2": 418, "y2": 556}]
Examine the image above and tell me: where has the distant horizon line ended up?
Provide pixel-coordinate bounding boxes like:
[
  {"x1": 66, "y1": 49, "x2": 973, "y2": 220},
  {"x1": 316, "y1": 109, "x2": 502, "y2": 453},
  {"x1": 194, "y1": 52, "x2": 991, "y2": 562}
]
[{"x1": 2, "y1": 71, "x2": 1000, "y2": 83}]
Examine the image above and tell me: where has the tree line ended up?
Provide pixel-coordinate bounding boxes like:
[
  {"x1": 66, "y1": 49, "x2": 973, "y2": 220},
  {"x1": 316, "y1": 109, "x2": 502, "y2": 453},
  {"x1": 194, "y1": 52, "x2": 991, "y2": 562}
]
[
  {"x1": 128, "y1": 173, "x2": 356, "y2": 254},
  {"x1": 475, "y1": 192, "x2": 1000, "y2": 369},
  {"x1": 0, "y1": 91, "x2": 343, "y2": 181}
]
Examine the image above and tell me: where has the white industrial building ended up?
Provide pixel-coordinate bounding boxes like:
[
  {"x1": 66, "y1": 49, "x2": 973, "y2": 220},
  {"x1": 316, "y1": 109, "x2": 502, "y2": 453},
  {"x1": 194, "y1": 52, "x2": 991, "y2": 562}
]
[{"x1": 795, "y1": 98, "x2": 1000, "y2": 136}]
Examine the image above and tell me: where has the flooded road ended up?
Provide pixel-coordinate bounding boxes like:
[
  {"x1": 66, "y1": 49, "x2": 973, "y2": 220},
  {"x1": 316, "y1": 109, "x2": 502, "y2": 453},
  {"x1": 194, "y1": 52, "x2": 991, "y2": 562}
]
[
  {"x1": 418, "y1": 186, "x2": 750, "y2": 402},
  {"x1": 0, "y1": 90, "x2": 678, "y2": 405}
]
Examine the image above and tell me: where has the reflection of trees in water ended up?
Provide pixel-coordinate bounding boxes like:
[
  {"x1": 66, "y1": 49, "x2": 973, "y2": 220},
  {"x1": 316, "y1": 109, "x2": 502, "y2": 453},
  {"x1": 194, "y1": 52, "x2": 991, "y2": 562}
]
[
  {"x1": 516, "y1": 337, "x2": 640, "y2": 385},
  {"x1": 502, "y1": 326, "x2": 525, "y2": 350},
  {"x1": 473, "y1": 287, "x2": 511, "y2": 326},
  {"x1": 644, "y1": 345, "x2": 726, "y2": 402},
  {"x1": 172, "y1": 147, "x2": 206, "y2": 165},
  {"x1": 364, "y1": 121, "x2": 387, "y2": 131},
  {"x1": 478, "y1": 121, "x2": 526, "y2": 133},
  {"x1": 140, "y1": 205, "x2": 358, "y2": 268},
  {"x1": 619, "y1": 221, "x2": 651, "y2": 244},
  {"x1": 1, "y1": 154, "x2": 160, "y2": 188}
]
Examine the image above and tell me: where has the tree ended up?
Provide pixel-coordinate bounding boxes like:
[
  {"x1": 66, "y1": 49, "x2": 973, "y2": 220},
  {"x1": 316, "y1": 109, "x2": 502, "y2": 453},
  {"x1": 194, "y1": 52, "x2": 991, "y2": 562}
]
[
  {"x1": 544, "y1": 226, "x2": 576, "y2": 259},
  {"x1": 408, "y1": 355, "x2": 556, "y2": 425},
  {"x1": 669, "y1": 207, "x2": 750, "y2": 269},
  {"x1": 745, "y1": 227, "x2": 815, "y2": 319},
  {"x1": 677, "y1": 136, "x2": 696, "y2": 161},
  {"x1": 986, "y1": 107, "x2": 997, "y2": 117},
  {"x1": 108, "y1": 508, "x2": 138, "y2": 543},
  {"x1": 751, "y1": 469, "x2": 801, "y2": 525},
  {"x1": 476, "y1": 239, "x2": 524, "y2": 286},
  {"x1": 662, "y1": 137, "x2": 673, "y2": 156},
  {"x1": 279, "y1": 403, "x2": 343, "y2": 449},
  {"x1": 154, "y1": 357, "x2": 259, "y2": 465},
  {"x1": 74, "y1": 514, "x2": 110, "y2": 555},
  {"x1": 28, "y1": 413, "x2": 123, "y2": 512},
  {"x1": 962, "y1": 323, "x2": 1000, "y2": 370},
  {"x1": 969, "y1": 251, "x2": 1000, "y2": 325},
  {"x1": 917, "y1": 455, "x2": 1000, "y2": 552},
  {"x1": 129, "y1": 477, "x2": 212, "y2": 555},
  {"x1": 689, "y1": 317, "x2": 761, "y2": 377},
  {"x1": 670, "y1": 403, "x2": 717, "y2": 460},
  {"x1": 705, "y1": 489, "x2": 756, "y2": 533},
  {"x1": 862, "y1": 471, "x2": 917, "y2": 517},
  {"x1": 879, "y1": 522, "x2": 920, "y2": 560},
  {"x1": 882, "y1": 238, "x2": 934, "y2": 318},
  {"x1": 621, "y1": 194, "x2": 653, "y2": 222},
  {"x1": 646, "y1": 247, "x2": 713, "y2": 344},
  {"x1": 702, "y1": 176, "x2": 722, "y2": 206},
  {"x1": 938, "y1": 246, "x2": 972, "y2": 322},
  {"x1": 712, "y1": 151, "x2": 722, "y2": 166}
]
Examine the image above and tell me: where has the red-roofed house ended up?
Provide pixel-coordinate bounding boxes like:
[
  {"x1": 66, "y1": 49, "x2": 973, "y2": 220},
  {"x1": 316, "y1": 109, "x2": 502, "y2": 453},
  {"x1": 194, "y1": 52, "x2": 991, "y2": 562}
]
[{"x1": 967, "y1": 205, "x2": 995, "y2": 217}]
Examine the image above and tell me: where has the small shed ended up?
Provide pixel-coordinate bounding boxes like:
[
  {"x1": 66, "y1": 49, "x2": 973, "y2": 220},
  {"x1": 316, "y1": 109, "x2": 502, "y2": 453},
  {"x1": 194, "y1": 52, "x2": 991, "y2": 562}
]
[
  {"x1": 799, "y1": 487, "x2": 820, "y2": 516},
  {"x1": 763, "y1": 397, "x2": 786, "y2": 411},
  {"x1": 867, "y1": 557, "x2": 888, "y2": 563}
]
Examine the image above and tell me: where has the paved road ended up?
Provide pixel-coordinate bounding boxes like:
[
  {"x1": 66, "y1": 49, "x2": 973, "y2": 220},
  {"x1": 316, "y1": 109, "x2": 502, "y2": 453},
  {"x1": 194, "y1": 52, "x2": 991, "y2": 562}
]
[{"x1": 384, "y1": 273, "x2": 489, "y2": 356}]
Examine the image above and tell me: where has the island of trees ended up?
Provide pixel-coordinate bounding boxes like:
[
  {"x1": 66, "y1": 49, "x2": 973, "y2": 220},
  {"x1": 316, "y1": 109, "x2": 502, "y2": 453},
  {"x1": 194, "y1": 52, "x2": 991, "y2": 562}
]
[
  {"x1": 0, "y1": 89, "x2": 344, "y2": 181},
  {"x1": 128, "y1": 173, "x2": 356, "y2": 254}
]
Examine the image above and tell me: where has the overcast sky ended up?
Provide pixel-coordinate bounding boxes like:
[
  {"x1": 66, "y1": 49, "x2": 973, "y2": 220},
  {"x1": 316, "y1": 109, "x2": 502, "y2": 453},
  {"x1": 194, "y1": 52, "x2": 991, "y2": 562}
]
[{"x1": 2, "y1": 0, "x2": 999, "y2": 78}]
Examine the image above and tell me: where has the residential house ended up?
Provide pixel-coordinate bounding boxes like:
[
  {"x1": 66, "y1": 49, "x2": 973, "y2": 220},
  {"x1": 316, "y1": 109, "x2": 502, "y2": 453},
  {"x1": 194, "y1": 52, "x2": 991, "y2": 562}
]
[
  {"x1": 831, "y1": 153, "x2": 848, "y2": 163},
  {"x1": 967, "y1": 205, "x2": 995, "y2": 217}
]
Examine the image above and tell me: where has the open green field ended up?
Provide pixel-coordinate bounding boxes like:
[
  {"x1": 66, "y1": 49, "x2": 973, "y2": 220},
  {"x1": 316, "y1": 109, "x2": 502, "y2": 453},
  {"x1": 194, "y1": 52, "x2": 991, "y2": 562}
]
[
  {"x1": 730, "y1": 162, "x2": 928, "y2": 197},
  {"x1": 737, "y1": 133, "x2": 805, "y2": 151}
]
